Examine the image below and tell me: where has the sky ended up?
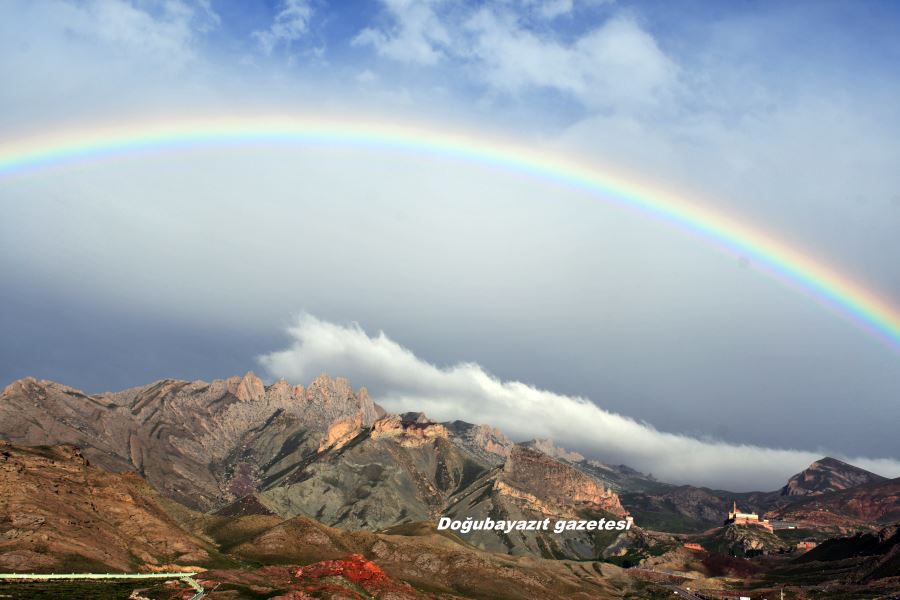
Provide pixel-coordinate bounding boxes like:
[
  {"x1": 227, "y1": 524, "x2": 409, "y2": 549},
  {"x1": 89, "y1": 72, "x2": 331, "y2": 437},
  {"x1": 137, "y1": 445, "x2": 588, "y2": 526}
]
[{"x1": 2, "y1": 0, "x2": 900, "y2": 490}]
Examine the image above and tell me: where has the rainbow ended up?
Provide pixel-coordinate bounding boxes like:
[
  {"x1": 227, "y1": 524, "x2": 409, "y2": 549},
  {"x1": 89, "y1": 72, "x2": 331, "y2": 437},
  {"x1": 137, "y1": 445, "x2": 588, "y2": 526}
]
[{"x1": 1, "y1": 114, "x2": 899, "y2": 350}]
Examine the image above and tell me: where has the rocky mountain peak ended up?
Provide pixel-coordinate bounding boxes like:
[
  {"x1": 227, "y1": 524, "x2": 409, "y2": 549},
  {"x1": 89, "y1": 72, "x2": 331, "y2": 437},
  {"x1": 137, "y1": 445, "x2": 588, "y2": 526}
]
[
  {"x1": 2, "y1": 376, "x2": 34, "y2": 395},
  {"x1": 3, "y1": 376, "x2": 70, "y2": 398},
  {"x1": 522, "y1": 438, "x2": 585, "y2": 463},
  {"x1": 781, "y1": 456, "x2": 886, "y2": 497},
  {"x1": 266, "y1": 377, "x2": 292, "y2": 398},
  {"x1": 298, "y1": 373, "x2": 379, "y2": 430},
  {"x1": 307, "y1": 373, "x2": 353, "y2": 402},
  {"x1": 813, "y1": 457, "x2": 858, "y2": 470},
  {"x1": 444, "y1": 420, "x2": 514, "y2": 464},
  {"x1": 227, "y1": 371, "x2": 266, "y2": 402}
]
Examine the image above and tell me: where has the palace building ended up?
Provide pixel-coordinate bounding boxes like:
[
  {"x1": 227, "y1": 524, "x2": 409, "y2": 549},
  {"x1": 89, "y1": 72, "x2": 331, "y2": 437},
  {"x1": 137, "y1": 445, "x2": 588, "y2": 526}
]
[{"x1": 725, "y1": 501, "x2": 773, "y2": 532}]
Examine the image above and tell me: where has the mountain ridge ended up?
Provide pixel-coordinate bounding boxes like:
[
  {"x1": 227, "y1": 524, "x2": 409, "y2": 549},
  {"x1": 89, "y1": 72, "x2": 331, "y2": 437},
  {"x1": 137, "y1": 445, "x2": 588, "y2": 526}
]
[
  {"x1": 0, "y1": 375, "x2": 890, "y2": 540},
  {"x1": 0, "y1": 374, "x2": 641, "y2": 561},
  {"x1": 2, "y1": 374, "x2": 898, "y2": 598}
]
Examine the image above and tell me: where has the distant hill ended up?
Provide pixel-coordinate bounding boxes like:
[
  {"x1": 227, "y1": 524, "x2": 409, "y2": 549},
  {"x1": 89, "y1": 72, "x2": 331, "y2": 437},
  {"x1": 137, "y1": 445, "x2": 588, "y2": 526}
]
[
  {"x1": 620, "y1": 457, "x2": 892, "y2": 534},
  {"x1": 781, "y1": 457, "x2": 886, "y2": 496},
  {"x1": 768, "y1": 478, "x2": 900, "y2": 526}
]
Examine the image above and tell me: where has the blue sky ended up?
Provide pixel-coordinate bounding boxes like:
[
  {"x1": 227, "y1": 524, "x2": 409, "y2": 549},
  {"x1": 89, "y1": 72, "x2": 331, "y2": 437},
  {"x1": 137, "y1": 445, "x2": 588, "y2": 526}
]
[
  {"x1": 1, "y1": 0, "x2": 900, "y2": 488},
  {"x1": 190, "y1": 0, "x2": 900, "y2": 122}
]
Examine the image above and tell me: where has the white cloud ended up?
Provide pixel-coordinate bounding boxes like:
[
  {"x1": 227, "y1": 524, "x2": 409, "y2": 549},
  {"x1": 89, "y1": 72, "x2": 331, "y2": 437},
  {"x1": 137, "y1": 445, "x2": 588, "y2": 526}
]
[
  {"x1": 0, "y1": 0, "x2": 223, "y2": 129},
  {"x1": 353, "y1": 3, "x2": 676, "y2": 110},
  {"x1": 253, "y1": 0, "x2": 315, "y2": 54},
  {"x1": 259, "y1": 314, "x2": 900, "y2": 491},
  {"x1": 353, "y1": 0, "x2": 450, "y2": 65},
  {"x1": 521, "y1": 0, "x2": 616, "y2": 20},
  {"x1": 61, "y1": 0, "x2": 217, "y2": 68},
  {"x1": 356, "y1": 69, "x2": 378, "y2": 83},
  {"x1": 464, "y1": 10, "x2": 677, "y2": 109},
  {"x1": 531, "y1": 0, "x2": 574, "y2": 20}
]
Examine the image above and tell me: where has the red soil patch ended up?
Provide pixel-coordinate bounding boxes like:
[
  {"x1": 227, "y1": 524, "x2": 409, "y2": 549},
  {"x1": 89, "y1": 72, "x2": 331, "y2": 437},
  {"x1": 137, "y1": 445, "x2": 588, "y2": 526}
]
[{"x1": 293, "y1": 553, "x2": 390, "y2": 585}]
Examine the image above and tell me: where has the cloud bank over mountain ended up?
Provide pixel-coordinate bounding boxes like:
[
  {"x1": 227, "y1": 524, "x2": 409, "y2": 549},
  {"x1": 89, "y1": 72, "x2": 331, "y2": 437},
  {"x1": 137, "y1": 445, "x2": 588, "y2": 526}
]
[{"x1": 260, "y1": 314, "x2": 900, "y2": 490}]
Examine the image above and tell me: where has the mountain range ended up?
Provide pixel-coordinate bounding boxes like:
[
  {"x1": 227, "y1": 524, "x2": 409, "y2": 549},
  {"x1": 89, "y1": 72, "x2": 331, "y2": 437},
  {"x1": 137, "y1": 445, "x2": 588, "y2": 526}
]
[{"x1": 1, "y1": 373, "x2": 898, "y2": 598}]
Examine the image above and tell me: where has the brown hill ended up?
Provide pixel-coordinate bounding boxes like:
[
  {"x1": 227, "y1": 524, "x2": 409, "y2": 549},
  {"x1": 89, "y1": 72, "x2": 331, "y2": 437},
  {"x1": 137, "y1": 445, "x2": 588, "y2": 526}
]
[
  {"x1": 206, "y1": 512, "x2": 641, "y2": 599},
  {"x1": 0, "y1": 441, "x2": 221, "y2": 572},
  {"x1": 796, "y1": 522, "x2": 900, "y2": 584}
]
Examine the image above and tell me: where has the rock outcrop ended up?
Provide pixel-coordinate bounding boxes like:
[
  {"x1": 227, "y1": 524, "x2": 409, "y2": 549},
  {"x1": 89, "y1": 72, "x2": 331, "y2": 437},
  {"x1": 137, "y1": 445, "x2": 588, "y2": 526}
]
[
  {"x1": 318, "y1": 414, "x2": 366, "y2": 452},
  {"x1": 444, "y1": 420, "x2": 514, "y2": 465},
  {"x1": 704, "y1": 523, "x2": 789, "y2": 557},
  {"x1": 371, "y1": 414, "x2": 449, "y2": 447},
  {"x1": 498, "y1": 446, "x2": 625, "y2": 516}
]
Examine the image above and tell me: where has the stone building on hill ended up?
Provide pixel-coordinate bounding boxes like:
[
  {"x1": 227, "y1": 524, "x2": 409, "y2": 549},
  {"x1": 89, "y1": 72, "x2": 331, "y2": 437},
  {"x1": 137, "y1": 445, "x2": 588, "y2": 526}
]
[{"x1": 725, "y1": 501, "x2": 773, "y2": 532}]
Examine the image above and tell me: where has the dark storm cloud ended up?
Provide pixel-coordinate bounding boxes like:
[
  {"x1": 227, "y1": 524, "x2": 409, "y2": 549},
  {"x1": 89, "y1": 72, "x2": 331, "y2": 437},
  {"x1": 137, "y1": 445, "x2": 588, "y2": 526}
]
[{"x1": 0, "y1": 282, "x2": 284, "y2": 393}]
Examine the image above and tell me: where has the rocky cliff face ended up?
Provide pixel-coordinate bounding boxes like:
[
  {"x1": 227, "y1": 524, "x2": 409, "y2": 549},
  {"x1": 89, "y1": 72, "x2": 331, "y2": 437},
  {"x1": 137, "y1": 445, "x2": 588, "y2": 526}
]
[
  {"x1": 781, "y1": 457, "x2": 886, "y2": 497},
  {"x1": 371, "y1": 414, "x2": 450, "y2": 446},
  {"x1": 444, "y1": 420, "x2": 514, "y2": 465},
  {"x1": 498, "y1": 446, "x2": 624, "y2": 516},
  {"x1": 257, "y1": 412, "x2": 484, "y2": 531},
  {"x1": 433, "y1": 444, "x2": 643, "y2": 560},
  {"x1": 248, "y1": 411, "x2": 643, "y2": 561}
]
